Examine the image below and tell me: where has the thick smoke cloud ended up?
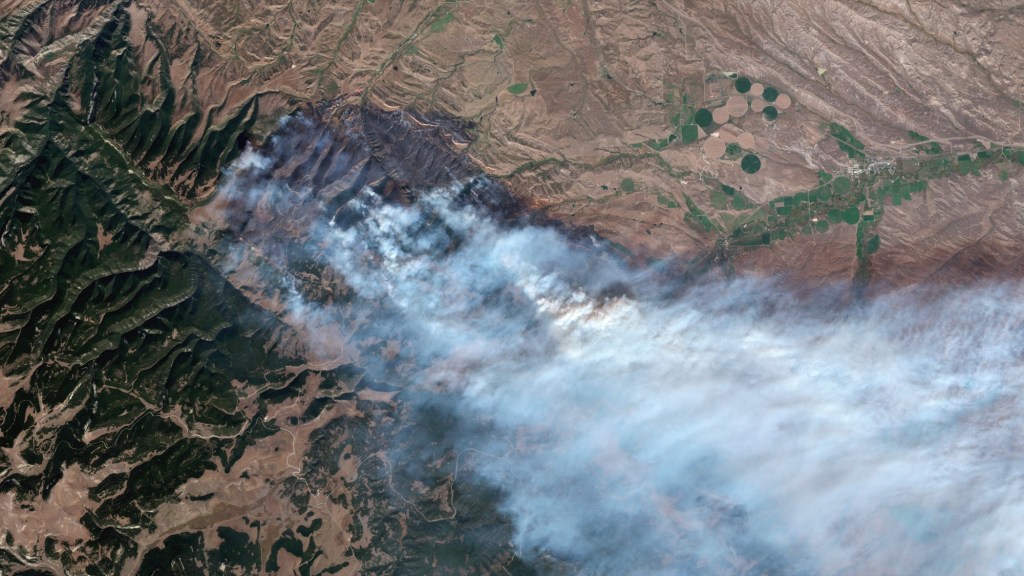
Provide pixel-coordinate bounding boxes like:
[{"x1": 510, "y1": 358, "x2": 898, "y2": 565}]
[{"x1": 219, "y1": 132, "x2": 1024, "y2": 576}]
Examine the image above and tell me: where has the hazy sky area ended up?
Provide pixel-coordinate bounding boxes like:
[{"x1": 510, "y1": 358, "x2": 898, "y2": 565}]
[{"x1": 219, "y1": 136, "x2": 1024, "y2": 576}]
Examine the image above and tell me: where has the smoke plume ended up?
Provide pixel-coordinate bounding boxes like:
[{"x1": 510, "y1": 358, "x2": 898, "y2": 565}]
[{"x1": 217, "y1": 125, "x2": 1024, "y2": 576}]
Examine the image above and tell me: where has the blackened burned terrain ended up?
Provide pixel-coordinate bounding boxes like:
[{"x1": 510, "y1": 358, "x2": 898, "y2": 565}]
[
  {"x1": 212, "y1": 106, "x2": 595, "y2": 250},
  {"x1": 210, "y1": 106, "x2": 525, "y2": 240}
]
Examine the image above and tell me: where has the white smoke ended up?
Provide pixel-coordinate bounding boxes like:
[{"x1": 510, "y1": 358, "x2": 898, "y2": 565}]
[
  {"x1": 219, "y1": 140, "x2": 1024, "y2": 575},
  {"x1": 328, "y1": 186, "x2": 1024, "y2": 575}
]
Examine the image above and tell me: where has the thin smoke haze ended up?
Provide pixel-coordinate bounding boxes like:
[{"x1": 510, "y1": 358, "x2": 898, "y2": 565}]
[{"x1": 217, "y1": 126, "x2": 1024, "y2": 576}]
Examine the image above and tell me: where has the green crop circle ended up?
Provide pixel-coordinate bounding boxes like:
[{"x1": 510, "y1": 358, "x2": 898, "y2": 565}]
[
  {"x1": 694, "y1": 108, "x2": 713, "y2": 127},
  {"x1": 735, "y1": 77, "x2": 752, "y2": 93},
  {"x1": 741, "y1": 154, "x2": 761, "y2": 174},
  {"x1": 762, "y1": 87, "x2": 779, "y2": 102}
]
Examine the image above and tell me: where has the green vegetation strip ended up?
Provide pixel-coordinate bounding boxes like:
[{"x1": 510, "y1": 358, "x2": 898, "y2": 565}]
[
  {"x1": 828, "y1": 122, "x2": 866, "y2": 159},
  {"x1": 430, "y1": 11, "x2": 454, "y2": 33},
  {"x1": 680, "y1": 124, "x2": 699, "y2": 144}
]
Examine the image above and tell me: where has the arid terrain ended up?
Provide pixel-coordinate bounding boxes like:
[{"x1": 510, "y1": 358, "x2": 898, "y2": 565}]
[
  {"x1": 5, "y1": 0, "x2": 1024, "y2": 280},
  {"x1": 2, "y1": 0, "x2": 1024, "y2": 573}
]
